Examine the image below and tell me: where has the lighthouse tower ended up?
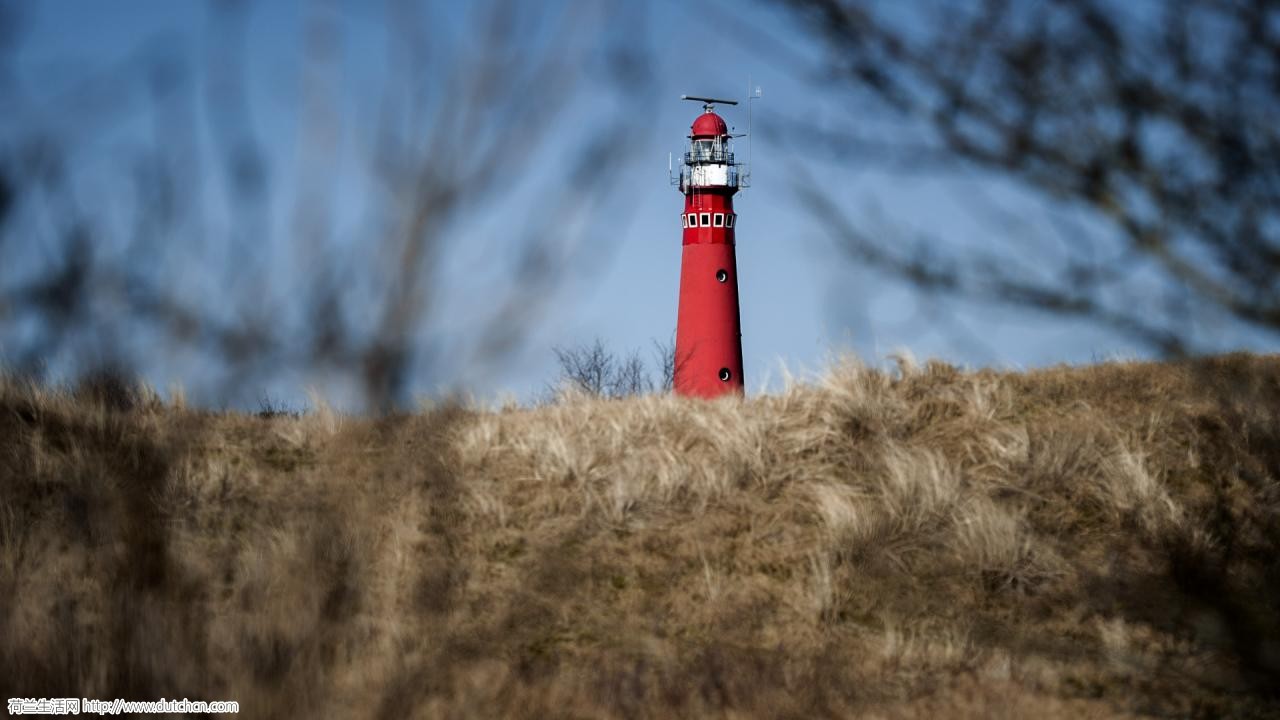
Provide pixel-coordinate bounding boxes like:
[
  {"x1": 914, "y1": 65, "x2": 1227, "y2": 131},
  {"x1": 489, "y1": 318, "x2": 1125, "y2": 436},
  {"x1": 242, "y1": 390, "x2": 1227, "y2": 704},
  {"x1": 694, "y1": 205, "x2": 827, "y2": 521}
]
[{"x1": 673, "y1": 96, "x2": 745, "y2": 398}]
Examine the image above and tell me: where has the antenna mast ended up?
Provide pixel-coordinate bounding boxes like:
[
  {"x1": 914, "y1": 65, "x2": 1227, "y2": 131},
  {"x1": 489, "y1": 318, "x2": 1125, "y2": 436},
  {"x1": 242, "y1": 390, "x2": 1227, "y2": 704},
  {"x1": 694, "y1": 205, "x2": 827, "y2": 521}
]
[{"x1": 746, "y1": 79, "x2": 762, "y2": 187}]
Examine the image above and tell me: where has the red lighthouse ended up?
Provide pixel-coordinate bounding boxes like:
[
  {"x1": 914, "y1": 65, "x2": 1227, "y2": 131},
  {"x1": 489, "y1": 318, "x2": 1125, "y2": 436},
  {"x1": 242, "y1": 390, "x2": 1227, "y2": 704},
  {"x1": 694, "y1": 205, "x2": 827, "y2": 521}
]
[{"x1": 673, "y1": 96, "x2": 745, "y2": 398}]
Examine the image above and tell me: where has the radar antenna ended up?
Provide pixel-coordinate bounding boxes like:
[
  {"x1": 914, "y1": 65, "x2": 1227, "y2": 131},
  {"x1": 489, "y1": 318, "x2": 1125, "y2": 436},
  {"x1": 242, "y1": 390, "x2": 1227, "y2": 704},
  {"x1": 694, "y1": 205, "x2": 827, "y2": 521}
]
[{"x1": 680, "y1": 94, "x2": 738, "y2": 113}]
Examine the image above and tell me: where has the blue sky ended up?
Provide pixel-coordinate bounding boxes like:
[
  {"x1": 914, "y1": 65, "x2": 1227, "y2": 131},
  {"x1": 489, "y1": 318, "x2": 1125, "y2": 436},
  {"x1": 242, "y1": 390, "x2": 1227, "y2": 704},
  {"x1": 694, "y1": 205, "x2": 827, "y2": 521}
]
[{"x1": 3, "y1": 0, "x2": 1270, "y2": 406}]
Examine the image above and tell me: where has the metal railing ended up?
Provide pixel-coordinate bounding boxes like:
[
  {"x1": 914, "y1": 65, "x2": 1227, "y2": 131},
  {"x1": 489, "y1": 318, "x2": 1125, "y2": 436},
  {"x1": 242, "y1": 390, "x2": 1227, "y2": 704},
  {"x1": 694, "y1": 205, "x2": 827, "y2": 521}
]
[
  {"x1": 684, "y1": 149, "x2": 736, "y2": 165},
  {"x1": 675, "y1": 164, "x2": 746, "y2": 190}
]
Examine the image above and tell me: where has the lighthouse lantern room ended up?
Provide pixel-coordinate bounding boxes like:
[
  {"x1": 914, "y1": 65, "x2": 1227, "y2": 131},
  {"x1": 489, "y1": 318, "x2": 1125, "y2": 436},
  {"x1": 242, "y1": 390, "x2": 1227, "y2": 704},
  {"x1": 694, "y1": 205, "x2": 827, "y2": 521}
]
[{"x1": 672, "y1": 96, "x2": 746, "y2": 398}]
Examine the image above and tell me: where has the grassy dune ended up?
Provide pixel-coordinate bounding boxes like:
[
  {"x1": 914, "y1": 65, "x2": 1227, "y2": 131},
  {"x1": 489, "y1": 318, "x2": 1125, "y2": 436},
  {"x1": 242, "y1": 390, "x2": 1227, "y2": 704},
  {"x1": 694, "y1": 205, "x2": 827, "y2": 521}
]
[{"x1": 2, "y1": 354, "x2": 1279, "y2": 718}]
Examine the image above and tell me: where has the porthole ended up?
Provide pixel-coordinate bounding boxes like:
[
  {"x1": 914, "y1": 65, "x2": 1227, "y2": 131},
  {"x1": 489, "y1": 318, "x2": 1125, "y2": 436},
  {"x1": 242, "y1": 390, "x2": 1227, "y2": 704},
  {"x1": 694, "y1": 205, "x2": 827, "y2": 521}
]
[
  {"x1": 700, "y1": 213, "x2": 710, "y2": 227},
  {"x1": 718, "y1": 368, "x2": 732, "y2": 382},
  {"x1": 715, "y1": 269, "x2": 728, "y2": 283}
]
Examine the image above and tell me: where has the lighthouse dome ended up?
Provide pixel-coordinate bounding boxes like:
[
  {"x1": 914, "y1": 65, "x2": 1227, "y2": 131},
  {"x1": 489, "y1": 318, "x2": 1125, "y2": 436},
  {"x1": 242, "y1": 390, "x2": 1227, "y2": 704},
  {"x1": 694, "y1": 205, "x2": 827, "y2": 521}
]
[{"x1": 691, "y1": 111, "x2": 728, "y2": 137}]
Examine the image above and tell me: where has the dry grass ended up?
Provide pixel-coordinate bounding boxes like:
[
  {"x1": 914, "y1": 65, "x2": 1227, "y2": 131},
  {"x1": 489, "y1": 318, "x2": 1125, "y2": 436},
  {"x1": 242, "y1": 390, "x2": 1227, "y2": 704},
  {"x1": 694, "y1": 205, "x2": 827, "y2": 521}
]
[{"x1": 2, "y1": 353, "x2": 1279, "y2": 717}]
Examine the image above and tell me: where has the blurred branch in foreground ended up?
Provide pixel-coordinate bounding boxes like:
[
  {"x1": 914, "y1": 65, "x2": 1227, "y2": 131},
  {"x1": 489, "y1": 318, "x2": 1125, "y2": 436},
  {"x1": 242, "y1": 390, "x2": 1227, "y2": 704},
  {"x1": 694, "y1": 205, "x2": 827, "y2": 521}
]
[
  {"x1": 770, "y1": 0, "x2": 1279, "y2": 356},
  {"x1": 0, "y1": 0, "x2": 654, "y2": 410}
]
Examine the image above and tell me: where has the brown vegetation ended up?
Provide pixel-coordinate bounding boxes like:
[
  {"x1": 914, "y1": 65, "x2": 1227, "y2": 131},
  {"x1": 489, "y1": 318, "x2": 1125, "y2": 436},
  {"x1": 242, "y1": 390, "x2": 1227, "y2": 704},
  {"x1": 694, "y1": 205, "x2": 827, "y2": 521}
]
[{"x1": 2, "y1": 354, "x2": 1279, "y2": 717}]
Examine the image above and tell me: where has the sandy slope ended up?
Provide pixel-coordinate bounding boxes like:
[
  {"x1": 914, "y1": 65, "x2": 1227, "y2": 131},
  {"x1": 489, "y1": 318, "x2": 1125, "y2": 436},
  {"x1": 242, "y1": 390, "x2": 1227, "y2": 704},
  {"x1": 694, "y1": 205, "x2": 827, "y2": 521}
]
[{"x1": 2, "y1": 354, "x2": 1278, "y2": 717}]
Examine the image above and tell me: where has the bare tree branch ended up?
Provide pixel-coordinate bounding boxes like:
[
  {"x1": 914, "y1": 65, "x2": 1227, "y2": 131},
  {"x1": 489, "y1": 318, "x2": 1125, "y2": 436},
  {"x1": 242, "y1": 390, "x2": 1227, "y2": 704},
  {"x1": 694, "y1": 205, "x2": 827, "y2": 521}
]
[
  {"x1": 771, "y1": 0, "x2": 1280, "y2": 355},
  {"x1": 0, "y1": 0, "x2": 655, "y2": 409}
]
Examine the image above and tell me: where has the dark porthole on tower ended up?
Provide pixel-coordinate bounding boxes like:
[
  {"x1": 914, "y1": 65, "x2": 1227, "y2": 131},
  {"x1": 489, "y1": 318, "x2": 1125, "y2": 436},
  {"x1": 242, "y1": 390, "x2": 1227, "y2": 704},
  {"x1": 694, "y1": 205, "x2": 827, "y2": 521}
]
[
  {"x1": 718, "y1": 368, "x2": 732, "y2": 382},
  {"x1": 715, "y1": 269, "x2": 728, "y2": 283}
]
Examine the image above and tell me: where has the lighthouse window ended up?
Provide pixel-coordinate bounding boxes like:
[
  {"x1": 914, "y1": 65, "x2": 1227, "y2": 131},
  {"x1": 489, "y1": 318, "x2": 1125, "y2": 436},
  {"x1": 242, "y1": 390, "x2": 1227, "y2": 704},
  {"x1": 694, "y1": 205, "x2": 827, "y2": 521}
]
[
  {"x1": 716, "y1": 269, "x2": 728, "y2": 283},
  {"x1": 688, "y1": 214, "x2": 698, "y2": 228},
  {"x1": 682, "y1": 214, "x2": 688, "y2": 228},
  {"x1": 713, "y1": 213, "x2": 724, "y2": 227},
  {"x1": 726, "y1": 214, "x2": 735, "y2": 228},
  {"x1": 700, "y1": 213, "x2": 710, "y2": 227},
  {"x1": 719, "y1": 368, "x2": 732, "y2": 382}
]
